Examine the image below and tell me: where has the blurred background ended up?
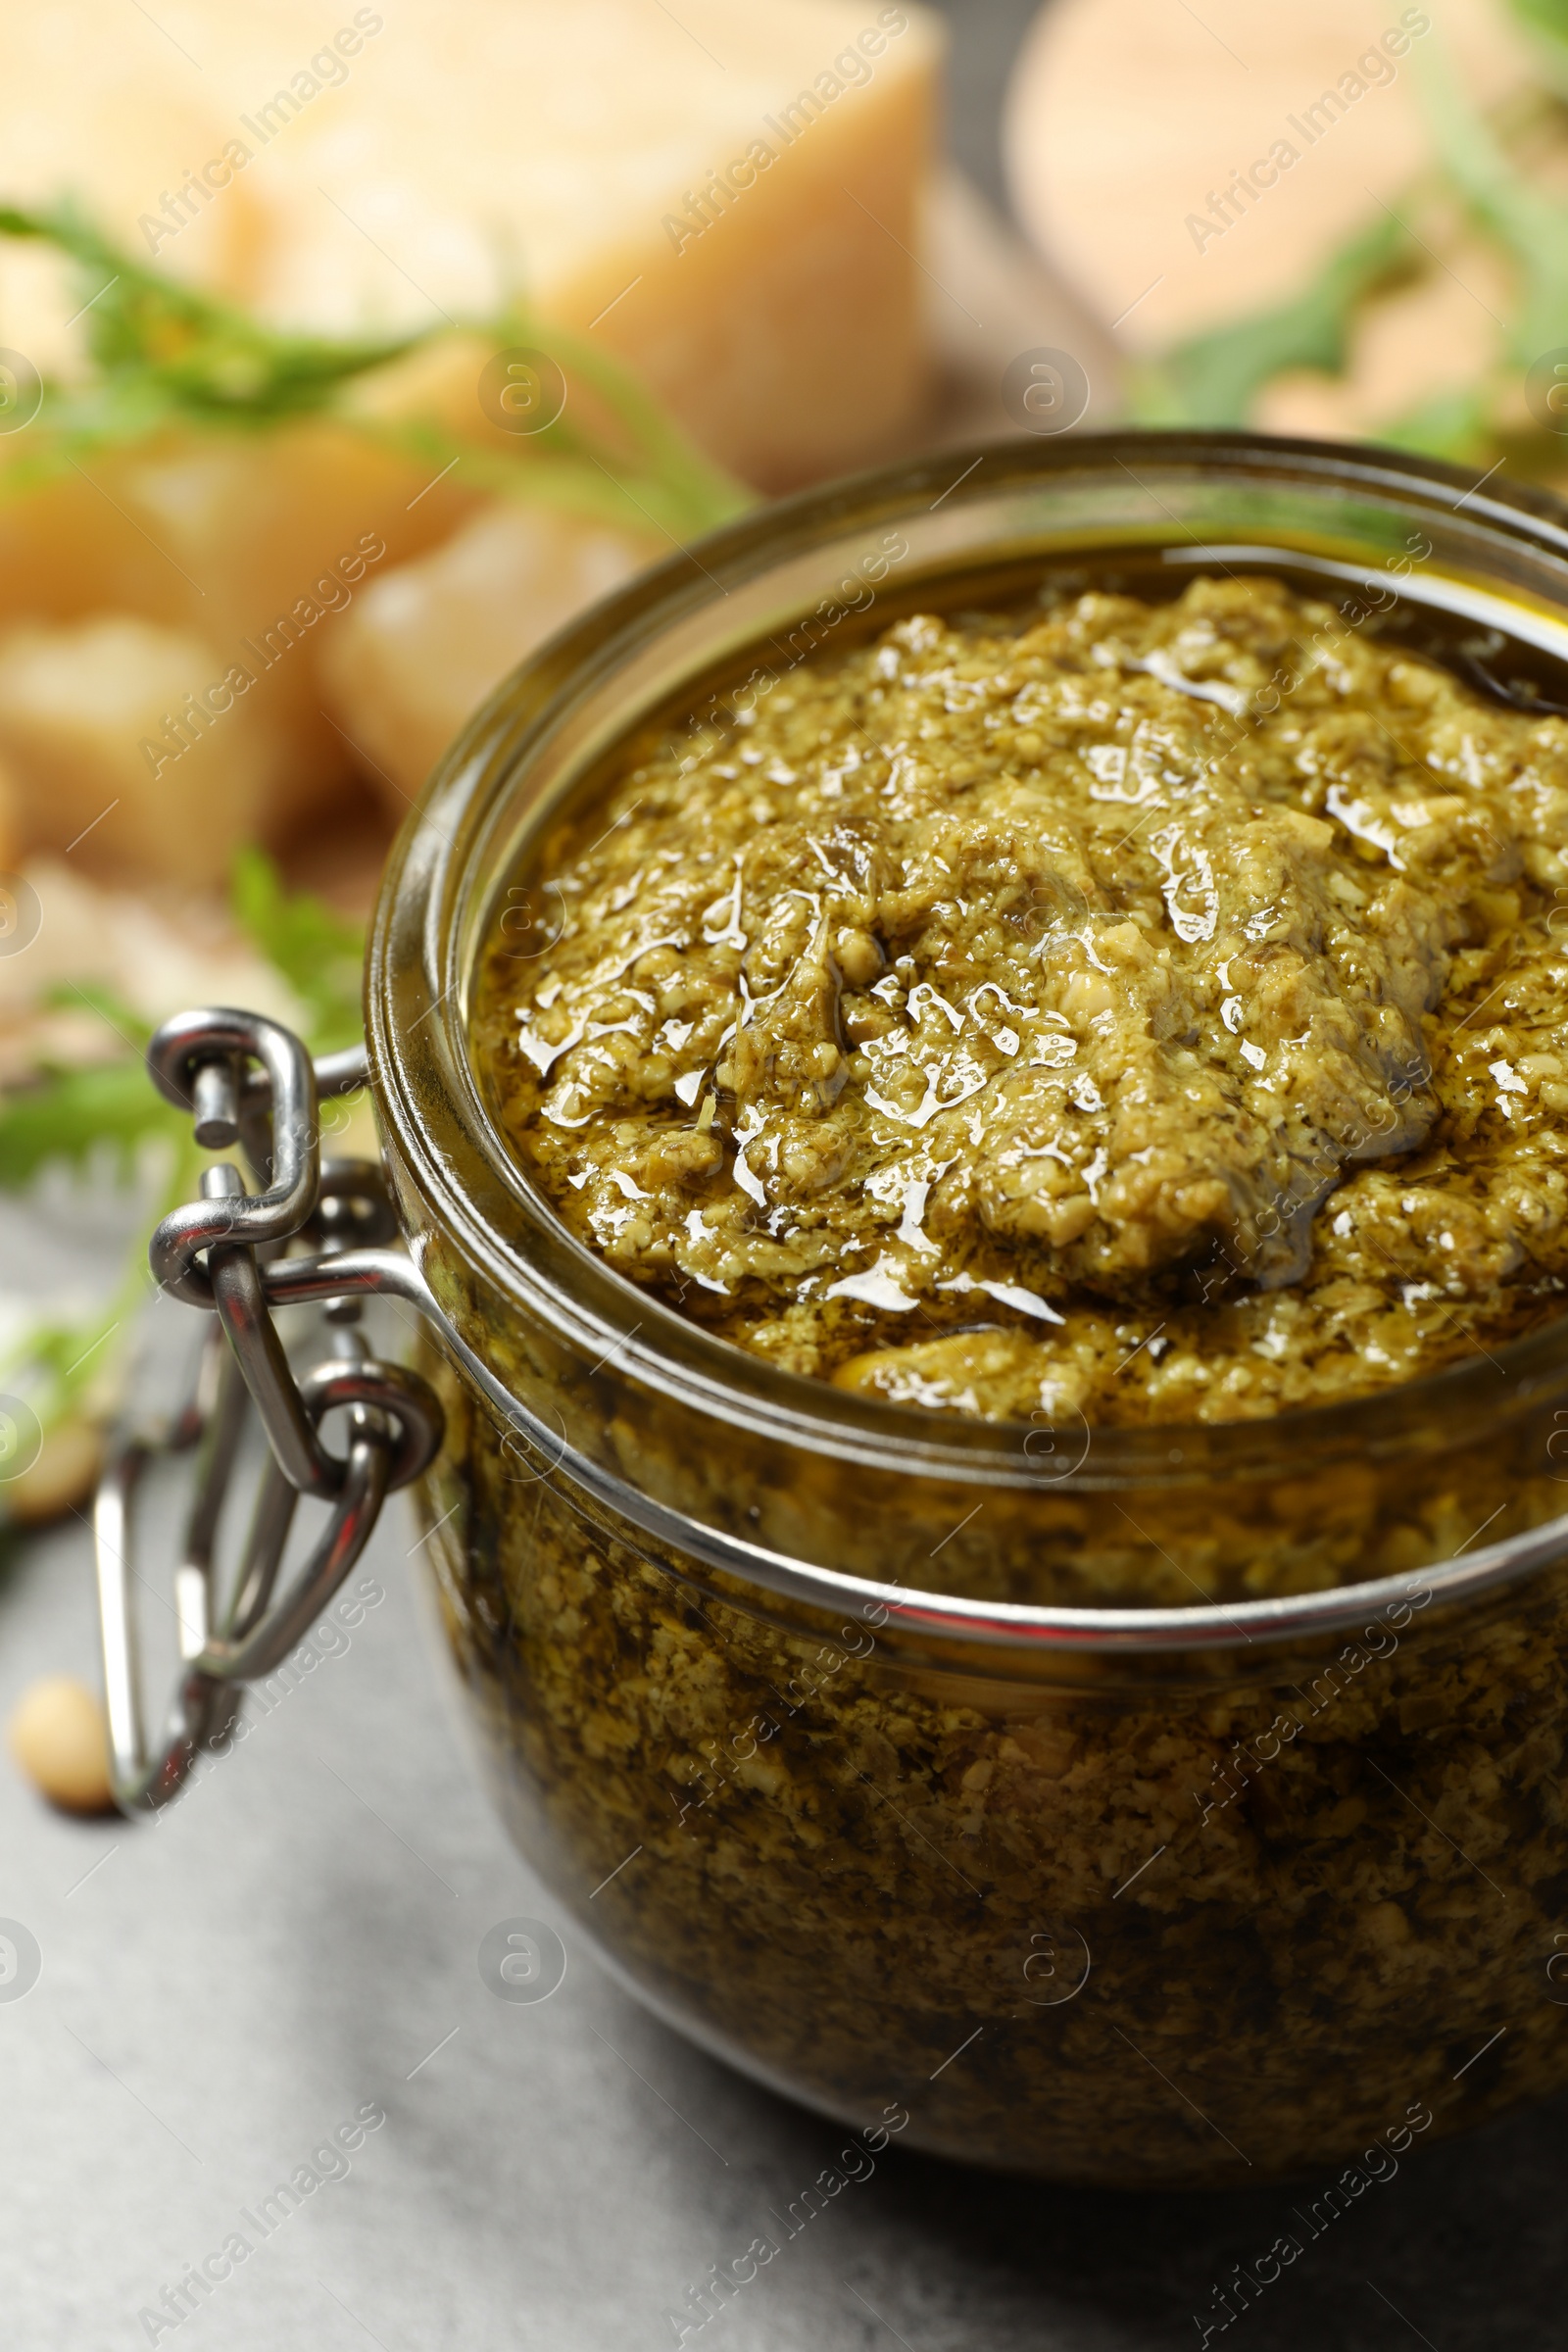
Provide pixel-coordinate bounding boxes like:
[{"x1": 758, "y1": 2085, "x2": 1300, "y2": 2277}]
[{"x1": 6, "y1": 9, "x2": 1568, "y2": 2349}]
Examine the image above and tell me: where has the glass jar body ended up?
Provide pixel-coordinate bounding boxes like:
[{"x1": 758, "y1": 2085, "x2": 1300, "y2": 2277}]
[
  {"x1": 368, "y1": 431, "x2": 1568, "y2": 2183},
  {"x1": 417, "y1": 1353, "x2": 1568, "y2": 2186}
]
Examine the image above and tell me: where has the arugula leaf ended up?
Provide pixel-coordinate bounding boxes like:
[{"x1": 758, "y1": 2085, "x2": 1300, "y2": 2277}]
[
  {"x1": 0, "y1": 987, "x2": 171, "y2": 1185},
  {"x1": 1130, "y1": 212, "x2": 1413, "y2": 425},
  {"x1": 1511, "y1": 0, "x2": 1568, "y2": 105},
  {"x1": 0, "y1": 1061, "x2": 184, "y2": 1189},
  {"x1": 1411, "y1": 35, "x2": 1568, "y2": 368},
  {"x1": 47, "y1": 981, "x2": 154, "y2": 1047},
  {"x1": 0, "y1": 861, "x2": 365, "y2": 1152},
  {"x1": 1512, "y1": 0, "x2": 1568, "y2": 31},
  {"x1": 366, "y1": 379, "x2": 739, "y2": 548},
  {"x1": 0, "y1": 202, "x2": 428, "y2": 503},
  {"x1": 0, "y1": 1078, "x2": 203, "y2": 1441},
  {"x1": 13, "y1": 1285, "x2": 158, "y2": 1427},
  {"x1": 229, "y1": 848, "x2": 364, "y2": 1054},
  {"x1": 0, "y1": 203, "x2": 750, "y2": 543},
  {"x1": 1374, "y1": 382, "x2": 1496, "y2": 464},
  {"x1": 0, "y1": 202, "x2": 423, "y2": 406},
  {"x1": 483, "y1": 295, "x2": 751, "y2": 541},
  {"x1": 0, "y1": 858, "x2": 375, "y2": 1463}
]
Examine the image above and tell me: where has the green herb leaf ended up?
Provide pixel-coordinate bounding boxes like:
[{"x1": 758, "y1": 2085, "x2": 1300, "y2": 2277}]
[
  {"x1": 0, "y1": 987, "x2": 165, "y2": 1188},
  {"x1": 0, "y1": 203, "x2": 751, "y2": 542},
  {"x1": 0, "y1": 1060, "x2": 183, "y2": 1188},
  {"x1": 44, "y1": 980, "x2": 153, "y2": 1050},
  {"x1": 1374, "y1": 382, "x2": 1496, "y2": 464},
  {"x1": 1131, "y1": 212, "x2": 1413, "y2": 425},
  {"x1": 229, "y1": 847, "x2": 365, "y2": 1054},
  {"x1": 0, "y1": 853, "x2": 379, "y2": 1454},
  {"x1": 1512, "y1": 0, "x2": 1568, "y2": 31},
  {"x1": 1411, "y1": 33, "x2": 1568, "y2": 367},
  {"x1": 0, "y1": 862, "x2": 365, "y2": 1188},
  {"x1": 0, "y1": 201, "x2": 428, "y2": 467}
]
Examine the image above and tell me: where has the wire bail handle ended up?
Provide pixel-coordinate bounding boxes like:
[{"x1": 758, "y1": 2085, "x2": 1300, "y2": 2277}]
[{"x1": 94, "y1": 1007, "x2": 445, "y2": 1815}]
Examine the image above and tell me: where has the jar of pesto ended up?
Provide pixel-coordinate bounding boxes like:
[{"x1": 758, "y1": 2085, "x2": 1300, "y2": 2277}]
[{"x1": 142, "y1": 433, "x2": 1568, "y2": 2186}]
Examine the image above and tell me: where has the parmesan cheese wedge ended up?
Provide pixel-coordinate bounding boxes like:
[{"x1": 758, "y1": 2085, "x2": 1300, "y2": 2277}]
[{"x1": 2, "y1": 0, "x2": 944, "y2": 486}]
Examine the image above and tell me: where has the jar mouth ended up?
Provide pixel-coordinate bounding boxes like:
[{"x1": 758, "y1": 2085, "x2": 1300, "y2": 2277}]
[{"x1": 368, "y1": 428, "x2": 1568, "y2": 1643}]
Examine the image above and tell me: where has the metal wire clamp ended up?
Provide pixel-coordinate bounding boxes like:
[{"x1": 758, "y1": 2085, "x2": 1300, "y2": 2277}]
[{"x1": 95, "y1": 1008, "x2": 444, "y2": 1815}]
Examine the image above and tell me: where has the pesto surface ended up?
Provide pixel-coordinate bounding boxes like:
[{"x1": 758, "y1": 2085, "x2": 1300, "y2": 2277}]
[{"x1": 473, "y1": 575, "x2": 1568, "y2": 1423}]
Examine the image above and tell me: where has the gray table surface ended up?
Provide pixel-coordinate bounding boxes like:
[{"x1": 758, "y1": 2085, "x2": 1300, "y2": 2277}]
[{"x1": 0, "y1": 1490, "x2": 1564, "y2": 2352}]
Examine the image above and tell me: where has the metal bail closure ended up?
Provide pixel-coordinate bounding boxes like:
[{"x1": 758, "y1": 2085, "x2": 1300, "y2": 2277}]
[{"x1": 93, "y1": 1008, "x2": 445, "y2": 1817}]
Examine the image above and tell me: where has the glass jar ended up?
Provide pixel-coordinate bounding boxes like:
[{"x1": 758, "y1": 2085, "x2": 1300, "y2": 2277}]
[{"x1": 366, "y1": 431, "x2": 1568, "y2": 2187}]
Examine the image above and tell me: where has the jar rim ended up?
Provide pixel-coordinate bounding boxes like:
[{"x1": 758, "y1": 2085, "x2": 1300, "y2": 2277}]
[{"x1": 368, "y1": 427, "x2": 1568, "y2": 1648}]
